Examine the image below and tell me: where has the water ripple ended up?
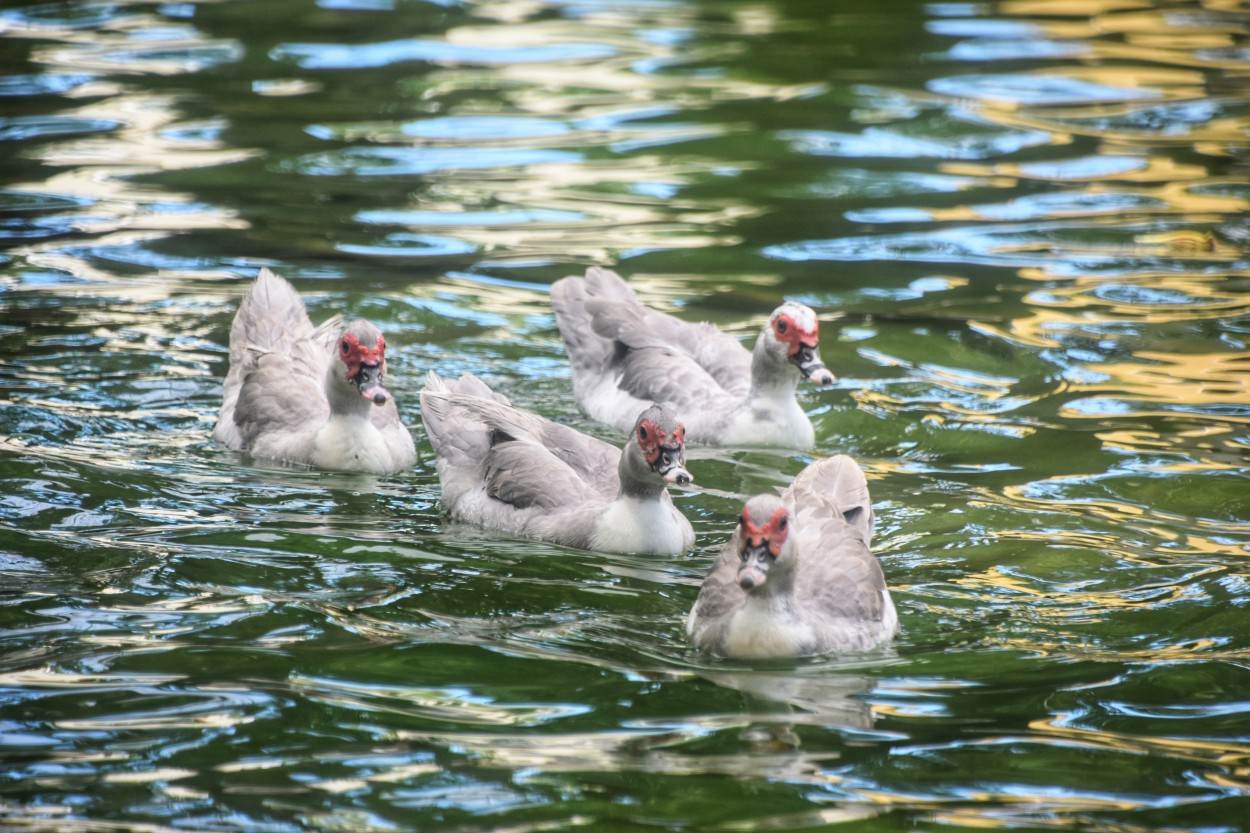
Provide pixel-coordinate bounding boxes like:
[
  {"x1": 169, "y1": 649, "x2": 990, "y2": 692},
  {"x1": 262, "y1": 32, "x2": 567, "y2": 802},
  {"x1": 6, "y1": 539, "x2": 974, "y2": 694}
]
[
  {"x1": 1, "y1": 0, "x2": 1249, "y2": 830},
  {"x1": 781, "y1": 120, "x2": 1054, "y2": 160},
  {"x1": 273, "y1": 37, "x2": 617, "y2": 69}
]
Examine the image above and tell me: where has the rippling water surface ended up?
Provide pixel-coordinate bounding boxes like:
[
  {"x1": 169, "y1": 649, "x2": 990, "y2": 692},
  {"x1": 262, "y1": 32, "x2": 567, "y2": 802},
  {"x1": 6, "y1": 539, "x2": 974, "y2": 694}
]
[{"x1": 2, "y1": 0, "x2": 1248, "y2": 830}]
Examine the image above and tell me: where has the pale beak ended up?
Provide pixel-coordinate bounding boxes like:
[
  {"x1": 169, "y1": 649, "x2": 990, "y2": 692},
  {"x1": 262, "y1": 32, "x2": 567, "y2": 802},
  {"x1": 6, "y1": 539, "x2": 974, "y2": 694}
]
[
  {"x1": 791, "y1": 343, "x2": 834, "y2": 385},
  {"x1": 353, "y1": 362, "x2": 391, "y2": 406},
  {"x1": 653, "y1": 446, "x2": 692, "y2": 486},
  {"x1": 737, "y1": 541, "x2": 772, "y2": 590}
]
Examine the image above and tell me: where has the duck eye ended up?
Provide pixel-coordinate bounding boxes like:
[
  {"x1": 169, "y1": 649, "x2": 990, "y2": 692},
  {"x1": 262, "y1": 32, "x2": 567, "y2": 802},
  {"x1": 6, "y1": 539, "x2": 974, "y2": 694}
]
[
  {"x1": 340, "y1": 340, "x2": 350, "y2": 355},
  {"x1": 738, "y1": 514, "x2": 746, "y2": 527},
  {"x1": 776, "y1": 319, "x2": 788, "y2": 334},
  {"x1": 778, "y1": 516, "x2": 788, "y2": 531},
  {"x1": 638, "y1": 425, "x2": 648, "y2": 441}
]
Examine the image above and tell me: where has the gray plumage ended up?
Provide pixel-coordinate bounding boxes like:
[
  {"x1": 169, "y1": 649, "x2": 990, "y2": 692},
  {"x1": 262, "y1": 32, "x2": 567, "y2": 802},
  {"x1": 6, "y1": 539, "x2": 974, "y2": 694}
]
[
  {"x1": 420, "y1": 371, "x2": 694, "y2": 555},
  {"x1": 550, "y1": 267, "x2": 835, "y2": 449},
  {"x1": 213, "y1": 268, "x2": 417, "y2": 474},
  {"x1": 686, "y1": 455, "x2": 897, "y2": 658}
]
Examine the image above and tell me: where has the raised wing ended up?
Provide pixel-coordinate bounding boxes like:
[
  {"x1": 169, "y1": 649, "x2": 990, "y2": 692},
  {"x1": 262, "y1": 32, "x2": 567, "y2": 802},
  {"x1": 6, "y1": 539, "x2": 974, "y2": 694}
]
[
  {"x1": 786, "y1": 455, "x2": 888, "y2": 623},
  {"x1": 421, "y1": 372, "x2": 623, "y2": 510},
  {"x1": 232, "y1": 345, "x2": 329, "y2": 449},
  {"x1": 482, "y1": 440, "x2": 593, "y2": 511},
  {"x1": 227, "y1": 268, "x2": 316, "y2": 360},
  {"x1": 686, "y1": 533, "x2": 746, "y2": 646},
  {"x1": 786, "y1": 454, "x2": 874, "y2": 545},
  {"x1": 796, "y1": 530, "x2": 891, "y2": 623},
  {"x1": 554, "y1": 267, "x2": 753, "y2": 411},
  {"x1": 217, "y1": 268, "x2": 328, "y2": 449}
]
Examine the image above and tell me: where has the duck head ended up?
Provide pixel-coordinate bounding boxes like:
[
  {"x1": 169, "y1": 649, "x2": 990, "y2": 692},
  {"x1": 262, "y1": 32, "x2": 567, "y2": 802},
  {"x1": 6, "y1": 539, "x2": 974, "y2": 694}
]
[
  {"x1": 334, "y1": 320, "x2": 392, "y2": 407},
  {"x1": 622, "y1": 404, "x2": 692, "y2": 490},
  {"x1": 761, "y1": 302, "x2": 835, "y2": 386},
  {"x1": 735, "y1": 494, "x2": 793, "y2": 591}
]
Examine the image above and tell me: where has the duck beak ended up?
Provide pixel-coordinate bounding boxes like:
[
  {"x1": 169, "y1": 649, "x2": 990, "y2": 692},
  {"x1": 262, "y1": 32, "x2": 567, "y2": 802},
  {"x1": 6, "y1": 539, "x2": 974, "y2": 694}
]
[
  {"x1": 791, "y1": 343, "x2": 835, "y2": 385},
  {"x1": 652, "y1": 445, "x2": 692, "y2": 486},
  {"x1": 737, "y1": 541, "x2": 772, "y2": 590},
  {"x1": 353, "y1": 362, "x2": 391, "y2": 406}
]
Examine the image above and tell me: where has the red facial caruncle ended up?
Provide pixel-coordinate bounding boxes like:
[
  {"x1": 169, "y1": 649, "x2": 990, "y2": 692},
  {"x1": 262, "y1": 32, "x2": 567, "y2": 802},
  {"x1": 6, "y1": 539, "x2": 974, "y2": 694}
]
[
  {"x1": 637, "y1": 418, "x2": 685, "y2": 465},
  {"x1": 741, "y1": 503, "x2": 789, "y2": 556},
  {"x1": 339, "y1": 332, "x2": 386, "y2": 381},
  {"x1": 772, "y1": 312, "x2": 819, "y2": 359}
]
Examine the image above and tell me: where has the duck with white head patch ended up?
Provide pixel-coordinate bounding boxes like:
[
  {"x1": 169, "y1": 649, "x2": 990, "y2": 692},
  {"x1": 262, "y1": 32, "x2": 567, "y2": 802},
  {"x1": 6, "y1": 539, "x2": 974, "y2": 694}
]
[
  {"x1": 686, "y1": 455, "x2": 897, "y2": 658},
  {"x1": 551, "y1": 267, "x2": 835, "y2": 449},
  {"x1": 213, "y1": 268, "x2": 417, "y2": 474},
  {"x1": 420, "y1": 372, "x2": 694, "y2": 556}
]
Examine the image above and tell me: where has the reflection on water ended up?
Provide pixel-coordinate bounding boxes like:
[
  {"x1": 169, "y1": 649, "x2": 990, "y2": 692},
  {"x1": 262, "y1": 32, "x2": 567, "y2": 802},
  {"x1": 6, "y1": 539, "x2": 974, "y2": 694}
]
[{"x1": 2, "y1": 0, "x2": 1250, "y2": 830}]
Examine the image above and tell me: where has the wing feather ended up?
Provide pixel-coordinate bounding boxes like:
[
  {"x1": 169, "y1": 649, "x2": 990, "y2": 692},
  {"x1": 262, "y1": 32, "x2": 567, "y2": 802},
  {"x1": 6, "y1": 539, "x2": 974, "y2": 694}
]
[
  {"x1": 686, "y1": 533, "x2": 746, "y2": 648},
  {"x1": 420, "y1": 371, "x2": 623, "y2": 518},
  {"x1": 552, "y1": 268, "x2": 754, "y2": 425},
  {"x1": 216, "y1": 269, "x2": 332, "y2": 451}
]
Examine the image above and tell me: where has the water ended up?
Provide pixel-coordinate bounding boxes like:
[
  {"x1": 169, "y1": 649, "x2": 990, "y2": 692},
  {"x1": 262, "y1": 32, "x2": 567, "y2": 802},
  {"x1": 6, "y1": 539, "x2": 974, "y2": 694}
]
[{"x1": 2, "y1": 0, "x2": 1248, "y2": 830}]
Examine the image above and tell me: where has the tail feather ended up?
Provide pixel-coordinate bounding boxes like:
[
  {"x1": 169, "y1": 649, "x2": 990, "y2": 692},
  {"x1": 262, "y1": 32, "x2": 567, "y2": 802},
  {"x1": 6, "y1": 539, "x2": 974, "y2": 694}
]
[
  {"x1": 552, "y1": 268, "x2": 638, "y2": 373},
  {"x1": 420, "y1": 371, "x2": 476, "y2": 465},
  {"x1": 584, "y1": 267, "x2": 638, "y2": 300},
  {"x1": 789, "y1": 455, "x2": 874, "y2": 544},
  {"x1": 420, "y1": 371, "x2": 519, "y2": 457},
  {"x1": 230, "y1": 268, "x2": 315, "y2": 359}
]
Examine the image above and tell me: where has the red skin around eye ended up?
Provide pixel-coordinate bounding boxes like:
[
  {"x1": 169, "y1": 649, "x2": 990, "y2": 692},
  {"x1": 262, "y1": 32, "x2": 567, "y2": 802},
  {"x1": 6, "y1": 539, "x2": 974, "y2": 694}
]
[
  {"x1": 638, "y1": 420, "x2": 685, "y2": 464},
  {"x1": 741, "y1": 504, "x2": 789, "y2": 555},
  {"x1": 773, "y1": 314, "x2": 819, "y2": 358},
  {"x1": 339, "y1": 332, "x2": 386, "y2": 380}
]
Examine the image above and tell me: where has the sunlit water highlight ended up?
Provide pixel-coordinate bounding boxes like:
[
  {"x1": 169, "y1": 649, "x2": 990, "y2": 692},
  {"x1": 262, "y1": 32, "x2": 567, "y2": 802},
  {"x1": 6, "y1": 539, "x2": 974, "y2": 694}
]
[{"x1": 1, "y1": 0, "x2": 1248, "y2": 831}]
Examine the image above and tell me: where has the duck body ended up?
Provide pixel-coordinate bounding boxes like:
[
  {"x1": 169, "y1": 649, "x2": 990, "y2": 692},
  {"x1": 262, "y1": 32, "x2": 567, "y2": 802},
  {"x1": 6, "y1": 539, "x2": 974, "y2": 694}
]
[
  {"x1": 213, "y1": 268, "x2": 417, "y2": 474},
  {"x1": 686, "y1": 455, "x2": 897, "y2": 659},
  {"x1": 420, "y1": 372, "x2": 694, "y2": 555},
  {"x1": 550, "y1": 267, "x2": 835, "y2": 449}
]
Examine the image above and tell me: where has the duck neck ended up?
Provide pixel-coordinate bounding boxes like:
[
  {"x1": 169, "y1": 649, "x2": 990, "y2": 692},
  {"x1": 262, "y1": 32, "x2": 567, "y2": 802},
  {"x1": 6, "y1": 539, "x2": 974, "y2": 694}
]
[
  {"x1": 749, "y1": 338, "x2": 800, "y2": 399},
  {"x1": 616, "y1": 446, "x2": 666, "y2": 501},
  {"x1": 324, "y1": 364, "x2": 371, "y2": 419}
]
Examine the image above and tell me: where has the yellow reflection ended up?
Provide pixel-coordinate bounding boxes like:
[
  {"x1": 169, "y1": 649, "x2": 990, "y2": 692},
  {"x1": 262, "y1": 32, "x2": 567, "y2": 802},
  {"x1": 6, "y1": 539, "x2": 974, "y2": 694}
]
[
  {"x1": 1002, "y1": 0, "x2": 1150, "y2": 14},
  {"x1": 1133, "y1": 230, "x2": 1226, "y2": 252},
  {"x1": 997, "y1": 474, "x2": 1249, "y2": 556},
  {"x1": 944, "y1": 557, "x2": 1215, "y2": 623},
  {"x1": 977, "y1": 270, "x2": 1250, "y2": 355},
  {"x1": 1096, "y1": 428, "x2": 1250, "y2": 470},
  {"x1": 940, "y1": 0, "x2": 1250, "y2": 156},
  {"x1": 1125, "y1": 32, "x2": 1234, "y2": 48},
  {"x1": 941, "y1": 155, "x2": 1207, "y2": 183},
  {"x1": 998, "y1": 635, "x2": 1250, "y2": 664},
  {"x1": 1068, "y1": 352, "x2": 1250, "y2": 408},
  {"x1": 1032, "y1": 711, "x2": 1250, "y2": 764},
  {"x1": 1029, "y1": 277, "x2": 1248, "y2": 318}
]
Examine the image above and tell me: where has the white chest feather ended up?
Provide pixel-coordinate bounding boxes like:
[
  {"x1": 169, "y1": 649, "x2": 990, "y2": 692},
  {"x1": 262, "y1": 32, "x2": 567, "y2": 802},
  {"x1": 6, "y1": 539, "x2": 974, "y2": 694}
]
[
  {"x1": 723, "y1": 394, "x2": 814, "y2": 449},
  {"x1": 590, "y1": 496, "x2": 691, "y2": 555},
  {"x1": 313, "y1": 414, "x2": 392, "y2": 473},
  {"x1": 720, "y1": 598, "x2": 812, "y2": 659}
]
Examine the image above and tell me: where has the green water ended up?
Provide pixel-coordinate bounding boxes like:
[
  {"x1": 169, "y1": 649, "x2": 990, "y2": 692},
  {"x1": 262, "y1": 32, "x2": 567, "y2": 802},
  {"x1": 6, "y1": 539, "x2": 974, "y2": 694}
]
[{"x1": 2, "y1": 0, "x2": 1248, "y2": 830}]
